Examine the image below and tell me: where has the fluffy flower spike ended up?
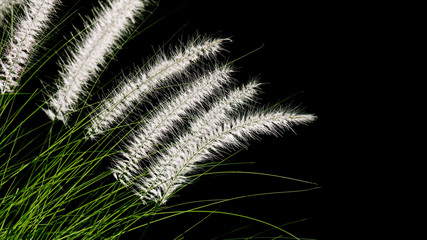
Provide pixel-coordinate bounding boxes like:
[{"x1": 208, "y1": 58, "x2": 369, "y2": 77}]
[
  {"x1": 44, "y1": 0, "x2": 150, "y2": 123},
  {"x1": 0, "y1": 0, "x2": 59, "y2": 94},
  {"x1": 136, "y1": 109, "x2": 316, "y2": 204}
]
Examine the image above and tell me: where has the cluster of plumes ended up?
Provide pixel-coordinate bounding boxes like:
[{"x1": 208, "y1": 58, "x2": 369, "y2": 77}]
[
  {"x1": 86, "y1": 37, "x2": 229, "y2": 139},
  {"x1": 0, "y1": 0, "x2": 58, "y2": 94},
  {"x1": 106, "y1": 38, "x2": 316, "y2": 204},
  {"x1": 0, "y1": 0, "x2": 316, "y2": 205}
]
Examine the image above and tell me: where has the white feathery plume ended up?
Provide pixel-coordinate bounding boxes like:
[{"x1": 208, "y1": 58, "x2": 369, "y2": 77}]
[
  {"x1": 0, "y1": 0, "x2": 23, "y2": 24},
  {"x1": 44, "y1": 0, "x2": 149, "y2": 123},
  {"x1": 135, "y1": 110, "x2": 316, "y2": 204},
  {"x1": 0, "y1": 0, "x2": 59, "y2": 94},
  {"x1": 112, "y1": 65, "x2": 233, "y2": 186},
  {"x1": 86, "y1": 37, "x2": 229, "y2": 139}
]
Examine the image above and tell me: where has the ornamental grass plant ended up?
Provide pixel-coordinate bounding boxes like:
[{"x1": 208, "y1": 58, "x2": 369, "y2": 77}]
[{"x1": 0, "y1": 0, "x2": 317, "y2": 239}]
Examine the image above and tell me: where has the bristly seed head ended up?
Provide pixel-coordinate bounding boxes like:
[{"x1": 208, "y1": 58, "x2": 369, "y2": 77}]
[
  {"x1": 0, "y1": 0, "x2": 59, "y2": 94},
  {"x1": 43, "y1": 0, "x2": 151, "y2": 123},
  {"x1": 132, "y1": 109, "x2": 316, "y2": 204}
]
